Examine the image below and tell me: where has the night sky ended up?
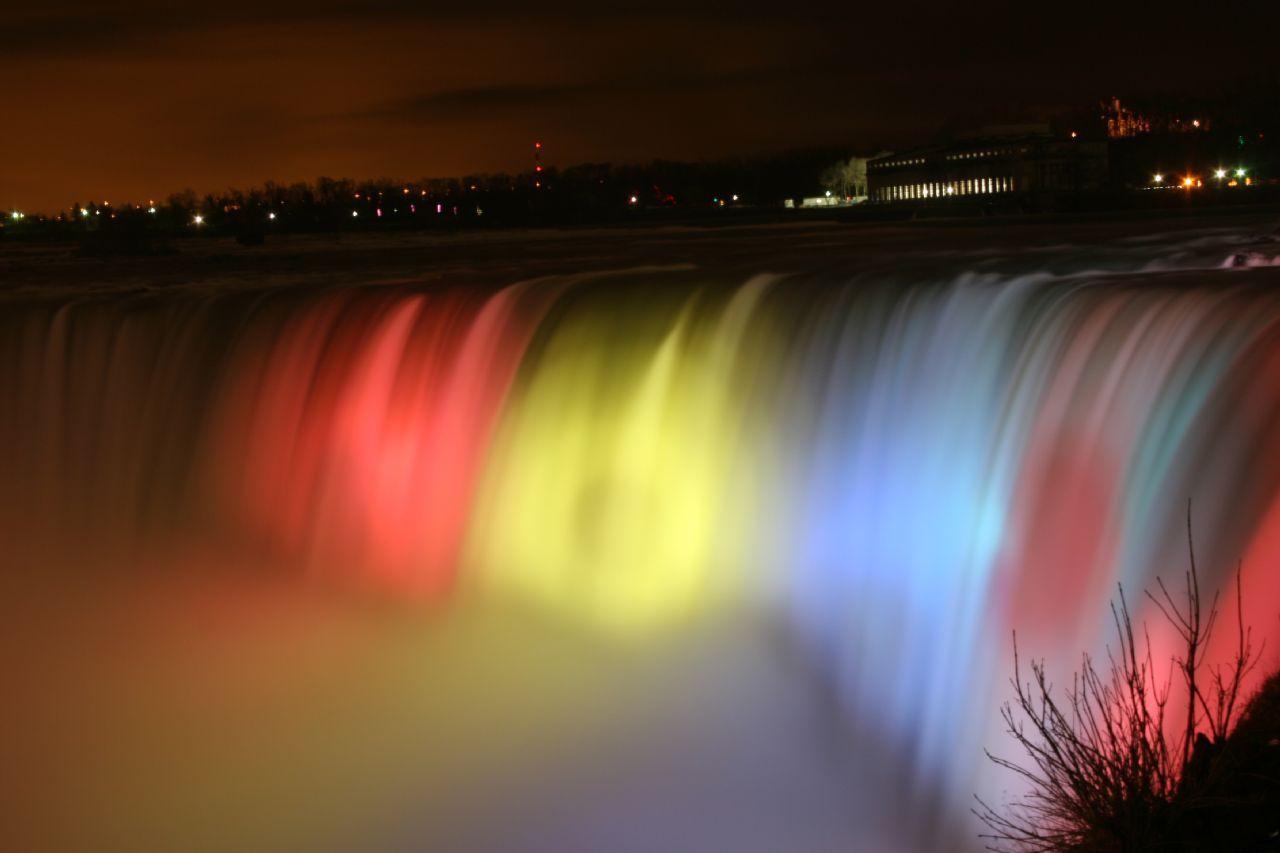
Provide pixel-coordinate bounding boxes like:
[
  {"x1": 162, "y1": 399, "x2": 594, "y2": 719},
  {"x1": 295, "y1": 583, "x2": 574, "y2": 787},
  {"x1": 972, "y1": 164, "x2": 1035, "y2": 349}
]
[{"x1": 3, "y1": 1, "x2": 1274, "y2": 213}]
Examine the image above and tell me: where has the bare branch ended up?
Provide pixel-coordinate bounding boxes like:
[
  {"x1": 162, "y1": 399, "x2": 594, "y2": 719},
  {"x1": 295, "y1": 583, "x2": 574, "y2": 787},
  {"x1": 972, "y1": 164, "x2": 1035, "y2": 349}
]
[{"x1": 979, "y1": 513, "x2": 1266, "y2": 851}]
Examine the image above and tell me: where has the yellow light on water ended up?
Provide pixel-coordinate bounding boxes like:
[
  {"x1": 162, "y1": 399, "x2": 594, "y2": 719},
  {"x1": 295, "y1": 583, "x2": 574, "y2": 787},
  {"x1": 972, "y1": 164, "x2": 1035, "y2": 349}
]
[{"x1": 470, "y1": 280, "x2": 777, "y2": 634}]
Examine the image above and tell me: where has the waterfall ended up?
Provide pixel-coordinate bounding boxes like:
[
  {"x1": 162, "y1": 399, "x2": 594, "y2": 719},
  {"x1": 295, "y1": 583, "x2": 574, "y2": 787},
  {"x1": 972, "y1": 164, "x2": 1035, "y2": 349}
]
[{"x1": 5, "y1": 228, "x2": 1280, "y2": 850}]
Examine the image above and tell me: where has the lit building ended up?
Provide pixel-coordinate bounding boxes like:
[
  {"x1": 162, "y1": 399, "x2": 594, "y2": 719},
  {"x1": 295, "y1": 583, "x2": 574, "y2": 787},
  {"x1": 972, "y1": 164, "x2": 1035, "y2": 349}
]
[
  {"x1": 867, "y1": 129, "x2": 1108, "y2": 203},
  {"x1": 1104, "y1": 97, "x2": 1151, "y2": 139}
]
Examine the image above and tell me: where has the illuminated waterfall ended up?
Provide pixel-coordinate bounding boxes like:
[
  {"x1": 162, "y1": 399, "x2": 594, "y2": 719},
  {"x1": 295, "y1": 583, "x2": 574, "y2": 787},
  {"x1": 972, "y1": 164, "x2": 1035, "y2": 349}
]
[{"x1": 4, "y1": 234, "x2": 1280, "y2": 850}]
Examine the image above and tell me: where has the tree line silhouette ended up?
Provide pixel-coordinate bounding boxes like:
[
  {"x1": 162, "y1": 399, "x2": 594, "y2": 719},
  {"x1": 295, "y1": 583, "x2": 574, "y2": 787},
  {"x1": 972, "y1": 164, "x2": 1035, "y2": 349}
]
[{"x1": 4, "y1": 148, "x2": 864, "y2": 245}]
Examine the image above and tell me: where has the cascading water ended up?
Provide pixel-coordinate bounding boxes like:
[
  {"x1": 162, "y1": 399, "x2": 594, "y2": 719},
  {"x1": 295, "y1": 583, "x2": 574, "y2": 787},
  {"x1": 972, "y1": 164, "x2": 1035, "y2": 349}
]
[{"x1": 4, "y1": 221, "x2": 1280, "y2": 851}]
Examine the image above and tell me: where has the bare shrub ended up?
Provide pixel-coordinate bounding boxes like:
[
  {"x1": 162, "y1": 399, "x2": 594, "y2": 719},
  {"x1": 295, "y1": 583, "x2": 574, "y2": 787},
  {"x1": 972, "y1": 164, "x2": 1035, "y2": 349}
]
[{"x1": 977, "y1": 509, "x2": 1266, "y2": 851}]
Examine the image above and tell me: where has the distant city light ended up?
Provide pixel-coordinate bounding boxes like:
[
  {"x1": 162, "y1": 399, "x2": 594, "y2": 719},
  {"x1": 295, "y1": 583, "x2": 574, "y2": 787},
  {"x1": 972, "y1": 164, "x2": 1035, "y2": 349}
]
[
  {"x1": 1153, "y1": 173, "x2": 1164, "y2": 184},
  {"x1": 629, "y1": 195, "x2": 638, "y2": 204},
  {"x1": 732, "y1": 194, "x2": 739, "y2": 201},
  {"x1": 351, "y1": 210, "x2": 359, "y2": 218},
  {"x1": 193, "y1": 214, "x2": 204, "y2": 225},
  {"x1": 10, "y1": 211, "x2": 22, "y2": 220},
  {"x1": 1070, "y1": 130, "x2": 1078, "y2": 138},
  {"x1": 1236, "y1": 168, "x2": 1247, "y2": 178},
  {"x1": 148, "y1": 206, "x2": 157, "y2": 214},
  {"x1": 80, "y1": 208, "x2": 89, "y2": 216},
  {"x1": 1192, "y1": 119, "x2": 1201, "y2": 128},
  {"x1": 1214, "y1": 169, "x2": 1227, "y2": 179},
  {"x1": 1182, "y1": 177, "x2": 1194, "y2": 188},
  {"x1": 268, "y1": 212, "x2": 277, "y2": 220},
  {"x1": 824, "y1": 190, "x2": 832, "y2": 197}
]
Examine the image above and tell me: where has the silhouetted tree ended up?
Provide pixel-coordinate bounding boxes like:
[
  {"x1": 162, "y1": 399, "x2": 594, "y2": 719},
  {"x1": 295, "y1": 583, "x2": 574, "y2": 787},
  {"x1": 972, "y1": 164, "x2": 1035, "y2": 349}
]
[{"x1": 977, "y1": 510, "x2": 1268, "y2": 852}]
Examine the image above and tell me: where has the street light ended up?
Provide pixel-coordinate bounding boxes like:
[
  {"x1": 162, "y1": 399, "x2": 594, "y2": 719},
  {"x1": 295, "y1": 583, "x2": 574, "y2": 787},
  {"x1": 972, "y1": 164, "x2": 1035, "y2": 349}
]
[{"x1": 1153, "y1": 173, "x2": 1164, "y2": 185}]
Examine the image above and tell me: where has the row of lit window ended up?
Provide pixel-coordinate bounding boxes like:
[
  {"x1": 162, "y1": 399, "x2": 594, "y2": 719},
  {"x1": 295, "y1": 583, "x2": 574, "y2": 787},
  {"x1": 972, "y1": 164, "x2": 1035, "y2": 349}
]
[
  {"x1": 876, "y1": 176, "x2": 1016, "y2": 201},
  {"x1": 871, "y1": 157, "x2": 926, "y2": 170},
  {"x1": 946, "y1": 149, "x2": 1008, "y2": 161}
]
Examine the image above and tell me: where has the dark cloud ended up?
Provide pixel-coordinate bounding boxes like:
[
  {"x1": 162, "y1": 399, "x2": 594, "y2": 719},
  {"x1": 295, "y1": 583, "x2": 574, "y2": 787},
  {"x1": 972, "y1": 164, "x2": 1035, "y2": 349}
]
[
  {"x1": 0, "y1": 10, "x2": 177, "y2": 55},
  {"x1": 0, "y1": 2, "x2": 836, "y2": 56},
  {"x1": 361, "y1": 64, "x2": 857, "y2": 124}
]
